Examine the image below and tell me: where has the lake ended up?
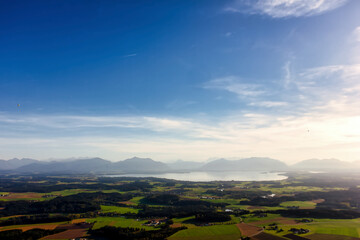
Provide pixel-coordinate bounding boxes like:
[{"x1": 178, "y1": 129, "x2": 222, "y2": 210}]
[{"x1": 104, "y1": 171, "x2": 287, "y2": 182}]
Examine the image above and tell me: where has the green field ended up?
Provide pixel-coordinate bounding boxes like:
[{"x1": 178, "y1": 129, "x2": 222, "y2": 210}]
[
  {"x1": 50, "y1": 189, "x2": 95, "y2": 197},
  {"x1": 243, "y1": 213, "x2": 282, "y2": 223},
  {"x1": 243, "y1": 205, "x2": 284, "y2": 211},
  {"x1": 127, "y1": 196, "x2": 144, "y2": 204},
  {"x1": 314, "y1": 221, "x2": 360, "y2": 237},
  {"x1": 203, "y1": 198, "x2": 241, "y2": 205},
  {"x1": 0, "y1": 221, "x2": 69, "y2": 231},
  {"x1": 173, "y1": 216, "x2": 196, "y2": 223},
  {"x1": 168, "y1": 224, "x2": 241, "y2": 240},
  {"x1": 264, "y1": 219, "x2": 360, "y2": 238},
  {"x1": 87, "y1": 217, "x2": 156, "y2": 230},
  {"x1": 280, "y1": 201, "x2": 316, "y2": 209},
  {"x1": 100, "y1": 205, "x2": 139, "y2": 214},
  {"x1": 257, "y1": 185, "x2": 347, "y2": 195}
]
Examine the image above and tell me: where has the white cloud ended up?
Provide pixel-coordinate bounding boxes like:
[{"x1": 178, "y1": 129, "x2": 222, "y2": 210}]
[
  {"x1": 225, "y1": 0, "x2": 348, "y2": 18},
  {"x1": 204, "y1": 76, "x2": 265, "y2": 97}
]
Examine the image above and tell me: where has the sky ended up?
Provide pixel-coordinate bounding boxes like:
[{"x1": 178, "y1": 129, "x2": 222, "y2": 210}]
[{"x1": 1, "y1": 0, "x2": 360, "y2": 163}]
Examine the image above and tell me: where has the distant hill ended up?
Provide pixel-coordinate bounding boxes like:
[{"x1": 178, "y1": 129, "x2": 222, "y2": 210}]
[
  {"x1": 0, "y1": 158, "x2": 39, "y2": 170},
  {"x1": 167, "y1": 160, "x2": 204, "y2": 171},
  {"x1": 14, "y1": 157, "x2": 169, "y2": 174},
  {"x1": 16, "y1": 158, "x2": 112, "y2": 174},
  {"x1": 291, "y1": 158, "x2": 352, "y2": 170},
  {"x1": 113, "y1": 157, "x2": 170, "y2": 173},
  {"x1": 201, "y1": 157, "x2": 288, "y2": 171}
]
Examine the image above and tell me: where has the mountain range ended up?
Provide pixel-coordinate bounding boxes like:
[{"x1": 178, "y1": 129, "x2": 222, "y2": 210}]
[
  {"x1": 11, "y1": 157, "x2": 169, "y2": 174},
  {"x1": 0, "y1": 157, "x2": 359, "y2": 174}
]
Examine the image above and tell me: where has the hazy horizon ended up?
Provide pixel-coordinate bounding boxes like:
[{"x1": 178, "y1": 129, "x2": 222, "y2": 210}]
[
  {"x1": 1, "y1": 156, "x2": 359, "y2": 165},
  {"x1": 1, "y1": 0, "x2": 360, "y2": 163}
]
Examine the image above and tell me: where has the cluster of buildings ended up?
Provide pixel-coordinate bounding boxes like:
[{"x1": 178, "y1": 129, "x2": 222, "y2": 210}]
[
  {"x1": 289, "y1": 228, "x2": 310, "y2": 234},
  {"x1": 143, "y1": 218, "x2": 167, "y2": 227}
]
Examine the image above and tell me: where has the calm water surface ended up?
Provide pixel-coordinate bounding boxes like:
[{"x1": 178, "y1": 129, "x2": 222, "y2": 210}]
[{"x1": 105, "y1": 171, "x2": 287, "y2": 182}]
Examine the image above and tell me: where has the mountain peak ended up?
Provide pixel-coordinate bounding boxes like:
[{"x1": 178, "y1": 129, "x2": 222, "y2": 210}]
[{"x1": 123, "y1": 157, "x2": 154, "y2": 162}]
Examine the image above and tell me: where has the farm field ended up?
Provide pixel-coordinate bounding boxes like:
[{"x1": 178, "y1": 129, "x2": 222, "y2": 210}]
[
  {"x1": 86, "y1": 216, "x2": 156, "y2": 230},
  {"x1": 236, "y1": 222, "x2": 263, "y2": 236},
  {"x1": 243, "y1": 214, "x2": 283, "y2": 223},
  {"x1": 124, "y1": 196, "x2": 144, "y2": 205},
  {"x1": 49, "y1": 189, "x2": 96, "y2": 197},
  {"x1": 261, "y1": 219, "x2": 360, "y2": 239},
  {"x1": 0, "y1": 221, "x2": 68, "y2": 232},
  {"x1": 41, "y1": 228, "x2": 88, "y2": 240},
  {"x1": 306, "y1": 233, "x2": 360, "y2": 240},
  {"x1": 100, "y1": 205, "x2": 139, "y2": 214},
  {"x1": 280, "y1": 201, "x2": 317, "y2": 209},
  {"x1": 168, "y1": 224, "x2": 241, "y2": 240},
  {"x1": 0, "y1": 192, "x2": 46, "y2": 201}
]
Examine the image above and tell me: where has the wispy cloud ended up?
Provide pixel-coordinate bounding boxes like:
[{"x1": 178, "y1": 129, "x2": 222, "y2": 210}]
[
  {"x1": 225, "y1": 0, "x2": 348, "y2": 18},
  {"x1": 0, "y1": 115, "x2": 194, "y2": 133},
  {"x1": 298, "y1": 64, "x2": 360, "y2": 87},
  {"x1": 204, "y1": 76, "x2": 265, "y2": 98},
  {"x1": 122, "y1": 53, "x2": 137, "y2": 58},
  {"x1": 294, "y1": 64, "x2": 360, "y2": 112},
  {"x1": 199, "y1": 61, "x2": 360, "y2": 158},
  {"x1": 204, "y1": 61, "x2": 360, "y2": 112},
  {"x1": 165, "y1": 100, "x2": 196, "y2": 110},
  {"x1": 249, "y1": 101, "x2": 288, "y2": 107},
  {"x1": 224, "y1": 32, "x2": 233, "y2": 37},
  {"x1": 283, "y1": 61, "x2": 293, "y2": 88},
  {"x1": 203, "y1": 75, "x2": 293, "y2": 109},
  {"x1": 350, "y1": 26, "x2": 360, "y2": 62}
]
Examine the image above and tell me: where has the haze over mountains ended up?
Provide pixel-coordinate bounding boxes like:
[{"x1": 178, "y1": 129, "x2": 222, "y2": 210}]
[
  {"x1": 0, "y1": 158, "x2": 38, "y2": 170},
  {"x1": 201, "y1": 158, "x2": 288, "y2": 171},
  {"x1": 291, "y1": 158, "x2": 353, "y2": 170},
  {"x1": 0, "y1": 157, "x2": 359, "y2": 174}
]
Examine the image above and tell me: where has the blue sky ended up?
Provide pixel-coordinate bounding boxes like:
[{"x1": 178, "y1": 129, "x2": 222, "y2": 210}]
[{"x1": 1, "y1": 0, "x2": 360, "y2": 162}]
